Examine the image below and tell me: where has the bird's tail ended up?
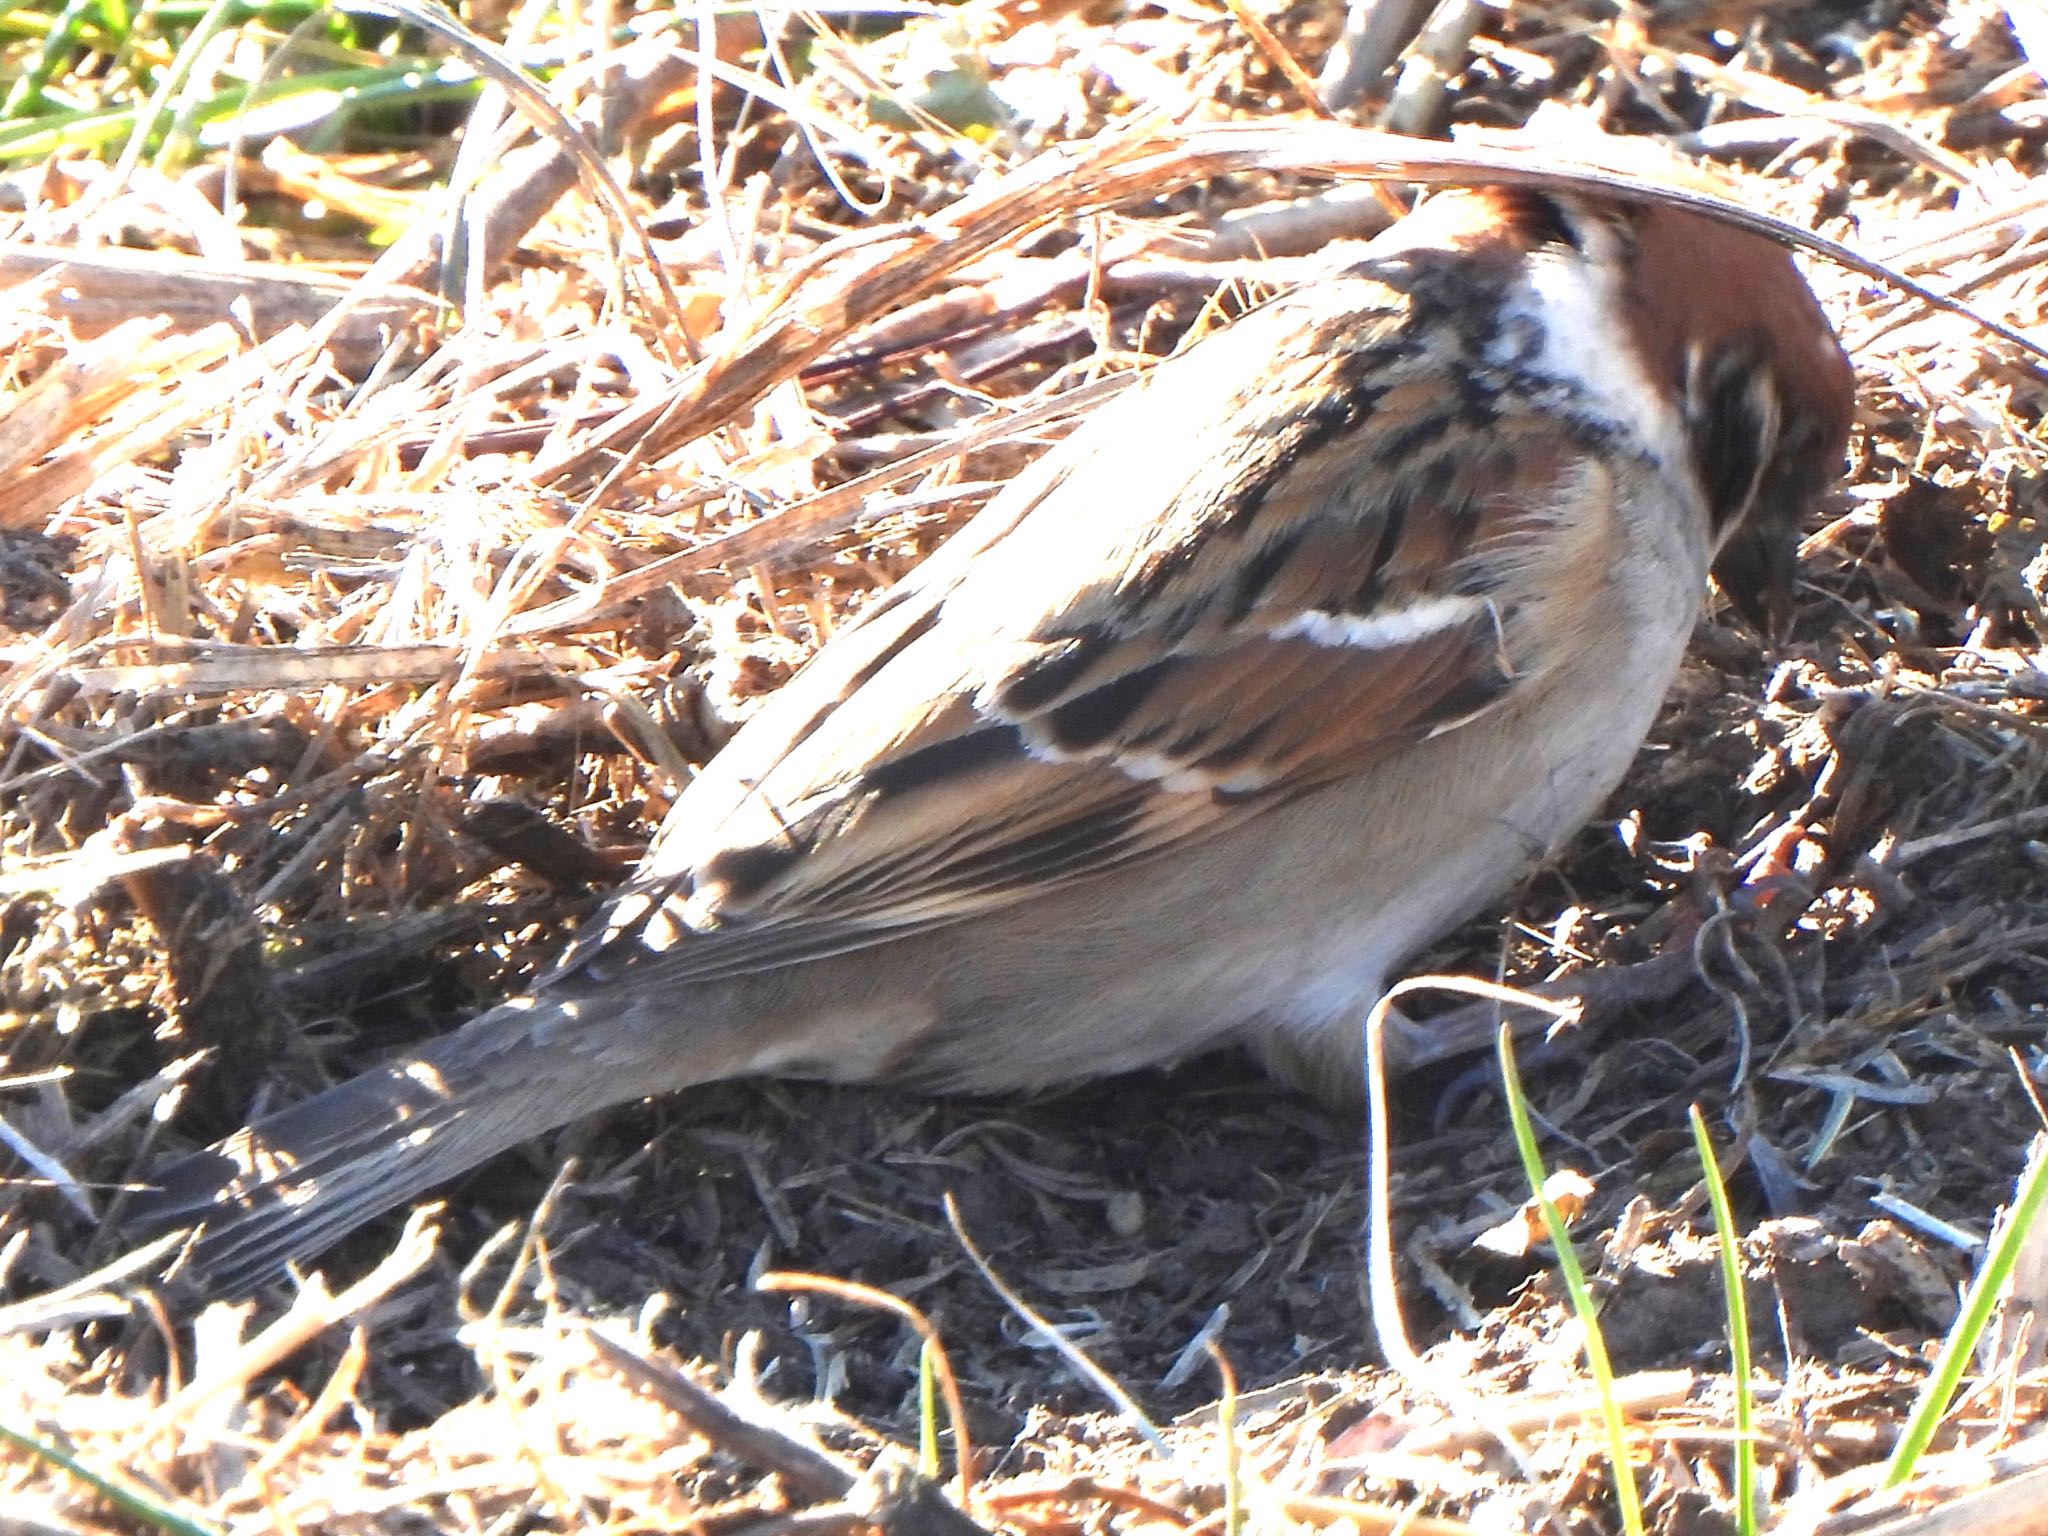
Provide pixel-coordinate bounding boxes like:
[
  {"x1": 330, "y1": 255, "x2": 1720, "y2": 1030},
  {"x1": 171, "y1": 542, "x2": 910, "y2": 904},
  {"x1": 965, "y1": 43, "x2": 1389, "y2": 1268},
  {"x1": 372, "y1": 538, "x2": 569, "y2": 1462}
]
[{"x1": 128, "y1": 991, "x2": 705, "y2": 1296}]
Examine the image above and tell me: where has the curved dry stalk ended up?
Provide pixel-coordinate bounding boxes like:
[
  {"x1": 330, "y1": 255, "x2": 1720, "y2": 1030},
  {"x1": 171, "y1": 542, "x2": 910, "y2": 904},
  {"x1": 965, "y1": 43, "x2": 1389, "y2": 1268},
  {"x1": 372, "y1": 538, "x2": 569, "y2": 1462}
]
[{"x1": 541, "y1": 118, "x2": 2048, "y2": 503}]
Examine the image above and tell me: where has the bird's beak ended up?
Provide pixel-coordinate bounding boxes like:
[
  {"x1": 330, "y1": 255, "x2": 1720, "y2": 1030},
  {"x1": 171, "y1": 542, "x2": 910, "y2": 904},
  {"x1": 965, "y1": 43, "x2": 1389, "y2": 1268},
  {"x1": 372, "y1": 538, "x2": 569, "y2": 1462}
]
[{"x1": 1711, "y1": 517, "x2": 1798, "y2": 641}]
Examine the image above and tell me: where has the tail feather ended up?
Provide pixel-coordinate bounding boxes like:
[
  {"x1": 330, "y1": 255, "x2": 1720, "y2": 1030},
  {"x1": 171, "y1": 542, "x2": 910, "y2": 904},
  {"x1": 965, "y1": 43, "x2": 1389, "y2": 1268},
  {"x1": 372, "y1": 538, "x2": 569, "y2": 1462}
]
[{"x1": 130, "y1": 995, "x2": 699, "y2": 1295}]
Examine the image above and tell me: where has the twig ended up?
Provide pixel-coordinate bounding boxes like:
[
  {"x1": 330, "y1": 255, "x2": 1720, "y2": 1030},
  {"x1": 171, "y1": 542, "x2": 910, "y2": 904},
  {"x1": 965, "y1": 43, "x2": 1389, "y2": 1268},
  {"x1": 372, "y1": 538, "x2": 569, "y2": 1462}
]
[
  {"x1": 141, "y1": 1206, "x2": 441, "y2": 1441},
  {"x1": 588, "y1": 1330, "x2": 996, "y2": 1536},
  {"x1": 1316, "y1": 0, "x2": 1435, "y2": 112},
  {"x1": 585, "y1": 1327, "x2": 858, "y2": 1501},
  {"x1": 943, "y1": 1191, "x2": 1173, "y2": 1461},
  {"x1": 0, "y1": 1234, "x2": 186, "y2": 1336},
  {"x1": 1224, "y1": 0, "x2": 1331, "y2": 118}
]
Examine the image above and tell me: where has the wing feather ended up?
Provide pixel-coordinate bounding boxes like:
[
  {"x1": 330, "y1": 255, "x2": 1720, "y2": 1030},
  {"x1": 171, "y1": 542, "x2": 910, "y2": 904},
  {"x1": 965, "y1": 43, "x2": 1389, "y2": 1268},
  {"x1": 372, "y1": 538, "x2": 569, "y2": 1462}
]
[{"x1": 563, "y1": 266, "x2": 1615, "y2": 989}]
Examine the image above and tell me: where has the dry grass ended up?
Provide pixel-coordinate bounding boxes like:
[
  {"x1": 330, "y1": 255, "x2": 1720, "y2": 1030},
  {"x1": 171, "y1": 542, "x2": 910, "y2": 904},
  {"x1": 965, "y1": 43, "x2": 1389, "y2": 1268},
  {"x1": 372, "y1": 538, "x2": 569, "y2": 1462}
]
[{"x1": 3, "y1": 0, "x2": 2048, "y2": 1530}]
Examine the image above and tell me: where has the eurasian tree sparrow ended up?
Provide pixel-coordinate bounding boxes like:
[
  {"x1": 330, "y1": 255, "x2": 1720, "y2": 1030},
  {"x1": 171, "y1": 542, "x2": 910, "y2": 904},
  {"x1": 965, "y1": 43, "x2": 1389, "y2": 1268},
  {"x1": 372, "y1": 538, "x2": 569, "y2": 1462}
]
[{"x1": 136, "y1": 183, "x2": 1855, "y2": 1292}]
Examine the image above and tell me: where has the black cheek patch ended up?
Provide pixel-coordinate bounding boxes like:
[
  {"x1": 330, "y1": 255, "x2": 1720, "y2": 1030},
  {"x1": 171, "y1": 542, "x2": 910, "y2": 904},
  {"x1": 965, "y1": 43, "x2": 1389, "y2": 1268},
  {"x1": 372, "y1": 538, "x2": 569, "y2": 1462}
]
[
  {"x1": 1502, "y1": 188, "x2": 1582, "y2": 252},
  {"x1": 1688, "y1": 351, "x2": 1776, "y2": 531}
]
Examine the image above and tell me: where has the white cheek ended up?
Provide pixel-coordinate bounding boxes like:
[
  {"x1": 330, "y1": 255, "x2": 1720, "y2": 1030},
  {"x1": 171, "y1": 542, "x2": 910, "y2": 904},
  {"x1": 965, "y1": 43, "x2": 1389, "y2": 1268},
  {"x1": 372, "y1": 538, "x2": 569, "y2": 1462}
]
[{"x1": 1505, "y1": 245, "x2": 1692, "y2": 492}]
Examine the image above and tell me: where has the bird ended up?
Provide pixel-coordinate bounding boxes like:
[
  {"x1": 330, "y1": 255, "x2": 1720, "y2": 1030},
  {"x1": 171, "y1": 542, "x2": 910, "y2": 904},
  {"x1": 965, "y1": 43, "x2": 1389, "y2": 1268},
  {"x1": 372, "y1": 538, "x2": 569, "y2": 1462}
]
[{"x1": 132, "y1": 180, "x2": 1855, "y2": 1294}]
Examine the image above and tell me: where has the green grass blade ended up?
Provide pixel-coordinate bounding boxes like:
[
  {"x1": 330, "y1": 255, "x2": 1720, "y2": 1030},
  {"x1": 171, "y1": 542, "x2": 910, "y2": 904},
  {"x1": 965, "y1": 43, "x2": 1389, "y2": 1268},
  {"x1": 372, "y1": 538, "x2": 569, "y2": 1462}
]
[
  {"x1": 917, "y1": 1337, "x2": 940, "y2": 1480},
  {"x1": 2, "y1": 0, "x2": 99, "y2": 118},
  {"x1": 1886, "y1": 1132, "x2": 2048, "y2": 1487},
  {"x1": 148, "y1": 0, "x2": 248, "y2": 170},
  {"x1": 1690, "y1": 1107, "x2": 1757, "y2": 1536},
  {"x1": 1499, "y1": 1026, "x2": 1644, "y2": 1536},
  {"x1": 0, "y1": 1417, "x2": 224, "y2": 1536},
  {"x1": 0, "y1": 101, "x2": 137, "y2": 156}
]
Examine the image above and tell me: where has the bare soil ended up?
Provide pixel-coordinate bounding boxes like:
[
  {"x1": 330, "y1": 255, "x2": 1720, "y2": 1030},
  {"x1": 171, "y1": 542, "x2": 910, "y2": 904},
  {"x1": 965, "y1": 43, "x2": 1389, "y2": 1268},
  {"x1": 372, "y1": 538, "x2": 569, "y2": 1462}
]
[{"x1": 3, "y1": 0, "x2": 2048, "y2": 1529}]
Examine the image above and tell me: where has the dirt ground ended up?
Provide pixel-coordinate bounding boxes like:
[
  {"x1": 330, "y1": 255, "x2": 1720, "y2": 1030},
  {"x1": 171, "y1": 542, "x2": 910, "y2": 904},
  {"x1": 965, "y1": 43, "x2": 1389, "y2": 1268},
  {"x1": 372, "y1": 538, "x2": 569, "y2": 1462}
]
[{"x1": 3, "y1": 0, "x2": 2048, "y2": 1529}]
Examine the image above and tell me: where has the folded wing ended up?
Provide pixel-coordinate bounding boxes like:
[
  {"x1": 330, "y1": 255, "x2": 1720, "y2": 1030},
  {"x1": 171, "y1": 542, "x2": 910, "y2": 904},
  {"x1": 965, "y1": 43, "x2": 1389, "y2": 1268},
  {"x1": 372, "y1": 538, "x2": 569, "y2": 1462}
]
[{"x1": 566, "y1": 273, "x2": 1609, "y2": 987}]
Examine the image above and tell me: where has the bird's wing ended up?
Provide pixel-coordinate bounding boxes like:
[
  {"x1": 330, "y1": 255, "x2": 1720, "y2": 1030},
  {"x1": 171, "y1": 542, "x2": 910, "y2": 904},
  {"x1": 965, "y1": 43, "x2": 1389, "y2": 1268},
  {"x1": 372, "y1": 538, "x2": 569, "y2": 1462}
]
[{"x1": 564, "y1": 274, "x2": 1621, "y2": 986}]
